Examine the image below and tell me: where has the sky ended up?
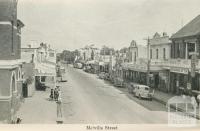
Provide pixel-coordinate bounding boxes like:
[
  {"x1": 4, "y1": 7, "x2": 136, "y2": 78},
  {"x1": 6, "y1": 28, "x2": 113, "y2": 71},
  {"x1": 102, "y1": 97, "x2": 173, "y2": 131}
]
[{"x1": 18, "y1": 0, "x2": 200, "y2": 52}]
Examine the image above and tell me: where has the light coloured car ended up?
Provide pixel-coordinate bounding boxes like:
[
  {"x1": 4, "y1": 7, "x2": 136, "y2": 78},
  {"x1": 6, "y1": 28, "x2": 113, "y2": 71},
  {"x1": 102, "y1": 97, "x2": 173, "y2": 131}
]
[
  {"x1": 73, "y1": 63, "x2": 83, "y2": 69},
  {"x1": 134, "y1": 85, "x2": 154, "y2": 100}
]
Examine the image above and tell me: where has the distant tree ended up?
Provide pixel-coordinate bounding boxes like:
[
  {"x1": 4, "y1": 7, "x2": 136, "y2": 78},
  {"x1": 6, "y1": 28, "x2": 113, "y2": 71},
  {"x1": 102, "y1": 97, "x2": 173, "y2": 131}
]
[
  {"x1": 100, "y1": 45, "x2": 115, "y2": 55},
  {"x1": 119, "y1": 47, "x2": 128, "y2": 53},
  {"x1": 61, "y1": 50, "x2": 72, "y2": 62}
]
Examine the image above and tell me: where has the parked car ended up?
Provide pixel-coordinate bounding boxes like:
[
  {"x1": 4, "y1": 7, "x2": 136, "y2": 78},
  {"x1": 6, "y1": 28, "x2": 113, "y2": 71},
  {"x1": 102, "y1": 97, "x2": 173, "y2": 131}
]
[
  {"x1": 134, "y1": 85, "x2": 154, "y2": 100},
  {"x1": 73, "y1": 63, "x2": 83, "y2": 69},
  {"x1": 98, "y1": 72, "x2": 106, "y2": 79},
  {"x1": 127, "y1": 82, "x2": 138, "y2": 93},
  {"x1": 83, "y1": 65, "x2": 92, "y2": 72},
  {"x1": 114, "y1": 77, "x2": 124, "y2": 87},
  {"x1": 104, "y1": 73, "x2": 110, "y2": 80}
]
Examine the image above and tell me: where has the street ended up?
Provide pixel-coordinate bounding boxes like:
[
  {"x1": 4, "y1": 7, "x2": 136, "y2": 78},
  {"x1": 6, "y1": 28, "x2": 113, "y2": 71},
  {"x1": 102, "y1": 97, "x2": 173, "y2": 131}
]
[{"x1": 60, "y1": 65, "x2": 168, "y2": 124}]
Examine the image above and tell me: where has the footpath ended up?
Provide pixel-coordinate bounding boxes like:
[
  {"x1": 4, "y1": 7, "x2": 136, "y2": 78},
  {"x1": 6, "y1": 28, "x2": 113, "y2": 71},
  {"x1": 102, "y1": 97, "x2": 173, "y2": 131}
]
[
  {"x1": 152, "y1": 90, "x2": 200, "y2": 120},
  {"x1": 17, "y1": 88, "x2": 57, "y2": 124}
]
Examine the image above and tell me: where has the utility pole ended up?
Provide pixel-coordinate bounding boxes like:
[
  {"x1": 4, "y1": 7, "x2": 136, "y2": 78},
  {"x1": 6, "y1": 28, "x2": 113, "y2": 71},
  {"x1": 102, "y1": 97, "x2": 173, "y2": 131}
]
[
  {"x1": 147, "y1": 37, "x2": 150, "y2": 86},
  {"x1": 144, "y1": 37, "x2": 150, "y2": 87}
]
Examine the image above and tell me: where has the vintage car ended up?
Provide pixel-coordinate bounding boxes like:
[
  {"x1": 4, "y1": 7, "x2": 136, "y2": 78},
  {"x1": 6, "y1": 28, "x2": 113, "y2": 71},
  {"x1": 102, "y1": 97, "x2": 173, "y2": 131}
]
[
  {"x1": 104, "y1": 73, "x2": 110, "y2": 80},
  {"x1": 73, "y1": 63, "x2": 83, "y2": 69},
  {"x1": 114, "y1": 77, "x2": 124, "y2": 87},
  {"x1": 98, "y1": 72, "x2": 106, "y2": 79},
  {"x1": 133, "y1": 85, "x2": 154, "y2": 100}
]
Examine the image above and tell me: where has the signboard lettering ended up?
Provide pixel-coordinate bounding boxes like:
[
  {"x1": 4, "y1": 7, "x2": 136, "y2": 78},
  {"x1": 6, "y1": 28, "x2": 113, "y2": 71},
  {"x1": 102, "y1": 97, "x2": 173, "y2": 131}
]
[{"x1": 170, "y1": 67, "x2": 188, "y2": 74}]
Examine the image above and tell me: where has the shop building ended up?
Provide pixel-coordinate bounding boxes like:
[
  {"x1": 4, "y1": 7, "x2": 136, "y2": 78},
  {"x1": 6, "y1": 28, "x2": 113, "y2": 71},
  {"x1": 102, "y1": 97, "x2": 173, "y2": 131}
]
[
  {"x1": 149, "y1": 32, "x2": 171, "y2": 92},
  {"x1": 34, "y1": 43, "x2": 57, "y2": 90},
  {"x1": 167, "y1": 15, "x2": 200, "y2": 95},
  {"x1": 122, "y1": 33, "x2": 171, "y2": 92},
  {"x1": 122, "y1": 41, "x2": 148, "y2": 85}
]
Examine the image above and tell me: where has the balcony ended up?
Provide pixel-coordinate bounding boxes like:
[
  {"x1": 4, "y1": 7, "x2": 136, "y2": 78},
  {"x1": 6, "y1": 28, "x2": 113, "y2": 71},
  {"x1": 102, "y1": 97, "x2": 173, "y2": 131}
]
[
  {"x1": 151, "y1": 59, "x2": 200, "y2": 69},
  {"x1": 150, "y1": 59, "x2": 164, "y2": 66},
  {"x1": 123, "y1": 58, "x2": 200, "y2": 72},
  {"x1": 162, "y1": 59, "x2": 191, "y2": 68}
]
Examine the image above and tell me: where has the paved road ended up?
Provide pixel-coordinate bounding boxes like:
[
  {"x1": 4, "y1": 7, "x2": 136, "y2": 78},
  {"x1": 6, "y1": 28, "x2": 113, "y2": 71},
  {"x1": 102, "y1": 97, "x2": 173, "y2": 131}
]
[{"x1": 60, "y1": 66, "x2": 168, "y2": 124}]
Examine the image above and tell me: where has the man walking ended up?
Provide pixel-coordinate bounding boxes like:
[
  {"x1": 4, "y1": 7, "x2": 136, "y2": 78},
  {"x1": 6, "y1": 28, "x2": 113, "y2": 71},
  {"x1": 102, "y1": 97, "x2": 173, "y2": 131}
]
[
  {"x1": 54, "y1": 86, "x2": 59, "y2": 101},
  {"x1": 56, "y1": 86, "x2": 63, "y2": 124}
]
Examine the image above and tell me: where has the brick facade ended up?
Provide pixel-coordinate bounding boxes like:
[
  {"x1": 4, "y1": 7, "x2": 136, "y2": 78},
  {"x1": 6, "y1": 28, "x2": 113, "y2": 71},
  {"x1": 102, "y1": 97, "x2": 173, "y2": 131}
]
[
  {"x1": 0, "y1": 68, "x2": 22, "y2": 122},
  {"x1": 0, "y1": 0, "x2": 24, "y2": 123},
  {"x1": 0, "y1": 0, "x2": 21, "y2": 60}
]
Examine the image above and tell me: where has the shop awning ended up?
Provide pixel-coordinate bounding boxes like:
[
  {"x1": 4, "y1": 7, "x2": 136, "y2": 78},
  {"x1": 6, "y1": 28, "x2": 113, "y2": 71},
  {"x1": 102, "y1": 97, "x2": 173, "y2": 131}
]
[{"x1": 35, "y1": 62, "x2": 56, "y2": 76}]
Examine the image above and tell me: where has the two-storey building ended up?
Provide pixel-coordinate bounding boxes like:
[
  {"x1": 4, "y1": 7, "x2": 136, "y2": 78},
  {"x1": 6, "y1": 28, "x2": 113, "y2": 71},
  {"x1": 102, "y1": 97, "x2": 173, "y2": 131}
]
[
  {"x1": 122, "y1": 40, "x2": 148, "y2": 85},
  {"x1": 34, "y1": 43, "x2": 57, "y2": 90},
  {"x1": 149, "y1": 32, "x2": 171, "y2": 92},
  {"x1": 122, "y1": 33, "x2": 172, "y2": 92},
  {"x1": 0, "y1": 0, "x2": 24, "y2": 123},
  {"x1": 168, "y1": 15, "x2": 200, "y2": 95}
]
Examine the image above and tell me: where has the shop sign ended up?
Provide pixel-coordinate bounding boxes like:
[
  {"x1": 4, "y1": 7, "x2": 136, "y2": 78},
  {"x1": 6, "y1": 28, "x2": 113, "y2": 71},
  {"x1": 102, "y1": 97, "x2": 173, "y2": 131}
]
[
  {"x1": 129, "y1": 64, "x2": 147, "y2": 71},
  {"x1": 170, "y1": 67, "x2": 188, "y2": 74}
]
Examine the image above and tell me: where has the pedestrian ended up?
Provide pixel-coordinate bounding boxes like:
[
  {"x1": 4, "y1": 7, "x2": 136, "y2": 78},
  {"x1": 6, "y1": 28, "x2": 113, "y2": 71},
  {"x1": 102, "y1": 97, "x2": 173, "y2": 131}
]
[
  {"x1": 197, "y1": 94, "x2": 200, "y2": 108},
  {"x1": 191, "y1": 95, "x2": 197, "y2": 109},
  {"x1": 54, "y1": 86, "x2": 59, "y2": 101},
  {"x1": 49, "y1": 88, "x2": 54, "y2": 100},
  {"x1": 56, "y1": 89, "x2": 63, "y2": 119}
]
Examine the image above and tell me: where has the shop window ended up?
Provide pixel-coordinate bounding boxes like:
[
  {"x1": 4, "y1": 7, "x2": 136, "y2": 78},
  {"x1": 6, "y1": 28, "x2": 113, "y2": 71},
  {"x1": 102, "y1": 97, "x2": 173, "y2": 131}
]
[
  {"x1": 150, "y1": 49, "x2": 152, "y2": 59},
  {"x1": 134, "y1": 52, "x2": 137, "y2": 62},
  {"x1": 11, "y1": 72, "x2": 17, "y2": 93},
  {"x1": 41, "y1": 76, "x2": 46, "y2": 82},
  {"x1": 163, "y1": 48, "x2": 166, "y2": 59},
  {"x1": 18, "y1": 68, "x2": 22, "y2": 81},
  {"x1": 156, "y1": 49, "x2": 159, "y2": 59},
  {"x1": 188, "y1": 43, "x2": 196, "y2": 59}
]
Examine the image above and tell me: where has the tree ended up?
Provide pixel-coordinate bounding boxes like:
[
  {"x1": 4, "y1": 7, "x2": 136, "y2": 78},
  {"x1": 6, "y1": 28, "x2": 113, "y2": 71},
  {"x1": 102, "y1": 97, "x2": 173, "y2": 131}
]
[{"x1": 100, "y1": 45, "x2": 115, "y2": 55}]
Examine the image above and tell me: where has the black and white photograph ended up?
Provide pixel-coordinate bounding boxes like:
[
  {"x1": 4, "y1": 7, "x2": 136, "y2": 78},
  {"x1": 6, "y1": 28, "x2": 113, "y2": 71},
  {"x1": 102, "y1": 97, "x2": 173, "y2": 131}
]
[{"x1": 0, "y1": 0, "x2": 200, "y2": 130}]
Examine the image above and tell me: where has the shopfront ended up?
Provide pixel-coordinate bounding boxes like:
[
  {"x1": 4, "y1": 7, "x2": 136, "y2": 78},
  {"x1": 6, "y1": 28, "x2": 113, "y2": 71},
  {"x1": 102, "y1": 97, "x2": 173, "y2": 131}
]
[{"x1": 169, "y1": 67, "x2": 189, "y2": 94}]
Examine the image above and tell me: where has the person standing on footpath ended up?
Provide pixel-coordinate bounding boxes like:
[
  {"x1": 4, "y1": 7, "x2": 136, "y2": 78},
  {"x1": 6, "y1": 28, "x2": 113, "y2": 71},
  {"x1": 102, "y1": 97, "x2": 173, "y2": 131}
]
[
  {"x1": 49, "y1": 88, "x2": 54, "y2": 100},
  {"x1": 56, "y1": 86, "x2": 63, "y2": 124},
  {"x1": 54, "y1": 86, "x2": 60, "y2": 101},
  {"x1": 57, "y1": 93, "x2": 62, "y2": 118}
]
